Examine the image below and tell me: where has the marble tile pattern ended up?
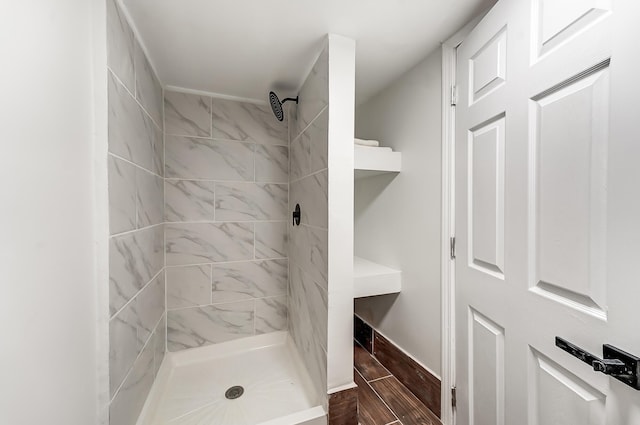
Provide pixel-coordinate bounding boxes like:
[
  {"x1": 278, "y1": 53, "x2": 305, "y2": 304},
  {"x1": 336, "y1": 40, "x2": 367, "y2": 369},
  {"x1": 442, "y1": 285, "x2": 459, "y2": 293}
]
[
  {"x1": 255, "y1": 221, "x2": 288, "y2": 259},
  {"x1": 134, "y1": 40, "x2": 163, "y2": 126},
  {"x1": 106, "y1": 0, "x2": 134, "y2": 92},
  {"x1": 107, "y1": 10, "x2": 165, "y2": 425},
  {"x1": 167, "y1": 302, "x2": 255, "y2": 351},
  {"x1": 108, "y1": 72, "x2": 157, "y2": 172},
  {"x1": 164, "y1": 91, "x2": 211, "y2": 137},
  {"x1": 165, "y1": 222, "x2": 254, "y2": 266},
  {"x1": 165, "y1": 179, "x2": 216, "y2": 222},
  {"x1": 108, "y1": 156, "x2": 136, "y2": 234},
  {"x1": 163, "y1": 91, "x2": 290, "y2": 352},
  {"x1": 290, "y1": 169, "x2": 328, "y2": 228},
  {"x1": 289, "y1": 221, "x2": 328, "y2": 291},
  {"x1": 215, "y1": 182, "x2": 287, "y2": 221},
  {"x1": 291, "y1": 46, "x2": 329, "y2": 141},
  {"x1": 110, "y1": 314, "x2": 166, "y2": 425},
  {"x1": 165, "y1": 136, "x2": 254, "y2": 181},
  {"x1": 211, "y1": 259, "x2": 288, "y2": 304},
  {"x1": 255, "y1": 296, "x2": 288, "y2": 334},
  {"x1": 290, "y1": 108, "x2": 328, "y2": 181},
  {"x1": 109, "y1": 273, "x2": 165, "y2": 396},
  {"x1": 255, "y1": 145, "x2": 289, "y2": 183},
  {"x1": 166, "y1": 265, "x2": 211, "y2": 309},
  {"x1": 289, "y1": 266, "x2": 328, "y2": 403},
  {"x1": 136, "y1": 168, "x2": 163, "y2": 228},
  {"x1": 211, "y1": 98, "x2": 288, "y2": 145},
  {"x1": 109, "y1": 225, "x2": 163, "y2": 315},
  {"x1": 287, "y1": 45, "x2": 330, "y2": 408}
]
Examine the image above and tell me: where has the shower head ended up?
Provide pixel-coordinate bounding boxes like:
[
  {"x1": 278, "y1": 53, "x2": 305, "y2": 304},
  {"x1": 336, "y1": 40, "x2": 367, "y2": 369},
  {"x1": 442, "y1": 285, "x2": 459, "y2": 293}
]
[{"x1": 269, "y1": 91, "x2": 298, "y2": 121}]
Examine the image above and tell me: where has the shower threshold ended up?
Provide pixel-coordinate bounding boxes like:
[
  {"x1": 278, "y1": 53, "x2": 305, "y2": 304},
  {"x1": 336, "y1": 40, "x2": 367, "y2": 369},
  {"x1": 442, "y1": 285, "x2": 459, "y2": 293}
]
[{"x1": 137, "y1": 332, "x2": 326, "y2": 425}]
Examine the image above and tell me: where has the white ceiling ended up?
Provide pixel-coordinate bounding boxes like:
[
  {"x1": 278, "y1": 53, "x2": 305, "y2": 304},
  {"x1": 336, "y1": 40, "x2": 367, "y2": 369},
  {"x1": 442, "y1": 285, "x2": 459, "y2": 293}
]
[{"x1": 122, "y1": 0, "x2": 494, "y2": 104}]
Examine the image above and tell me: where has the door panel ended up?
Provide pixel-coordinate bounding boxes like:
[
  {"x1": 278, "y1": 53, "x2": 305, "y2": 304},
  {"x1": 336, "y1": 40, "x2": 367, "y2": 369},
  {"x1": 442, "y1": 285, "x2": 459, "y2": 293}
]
[
  {"x1": 529, "y1": 348, "x2": 606, "y2": 425},
  {"x1": 469, "y1": 309, "x2": 505, "y2": 425},
  {"x1": 531, "y1": 0, "x2": 612, "y2": 60},
  {"x1": 470, "y1": 27, "x2": 507, "y2": 104},
  {"x1": 469, "y1": 113, "x2": 505, "y2": 277},
  {"x1": 455, "y1": 0, "x2": 640, "y2": 424},
  {"x1": 529, "y1": 63, "x2": 609, "y2": 318}
]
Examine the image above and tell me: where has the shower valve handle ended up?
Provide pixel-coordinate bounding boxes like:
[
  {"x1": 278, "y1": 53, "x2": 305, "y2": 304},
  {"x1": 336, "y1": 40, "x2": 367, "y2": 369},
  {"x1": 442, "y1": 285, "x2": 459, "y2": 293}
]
[{"x1": 292, "y1": 204, "x2": 301, "y2": 226}]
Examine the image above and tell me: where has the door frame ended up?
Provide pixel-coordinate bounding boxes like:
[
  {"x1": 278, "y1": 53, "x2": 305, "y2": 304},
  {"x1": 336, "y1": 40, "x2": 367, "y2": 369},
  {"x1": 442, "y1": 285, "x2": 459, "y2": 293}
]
[{"x1": 440, "y1": 12, "x2": 488, "y2": 425}]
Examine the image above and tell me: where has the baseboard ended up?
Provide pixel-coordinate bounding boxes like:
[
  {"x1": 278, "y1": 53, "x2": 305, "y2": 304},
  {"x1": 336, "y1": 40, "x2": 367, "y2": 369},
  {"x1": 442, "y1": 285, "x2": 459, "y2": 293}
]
[{"x1": 354, "y1": 315, "x2": 442, "y2": 418}]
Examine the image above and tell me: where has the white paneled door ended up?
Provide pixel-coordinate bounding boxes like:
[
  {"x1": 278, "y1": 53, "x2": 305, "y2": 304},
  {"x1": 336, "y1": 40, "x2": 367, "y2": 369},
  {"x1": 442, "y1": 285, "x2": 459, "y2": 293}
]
[{"x1": 455, "y1": 0, "x2": 640, "y2": 424}]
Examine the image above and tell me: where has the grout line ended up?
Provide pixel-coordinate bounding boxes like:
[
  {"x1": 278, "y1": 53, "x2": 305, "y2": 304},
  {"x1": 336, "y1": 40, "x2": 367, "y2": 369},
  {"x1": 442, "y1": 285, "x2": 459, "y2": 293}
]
[
  {"x1": 109, "y1": 152, "x2": 163, "y2": 180},
  {"x1": 162, "y1": 86, "x2": 168, "y2": 356},
  {"x1": 162, "y1": 132, "x2": 289, "y2": 148},
  {"x1": 134, "y1": 162, "x2": 139, "y2": 229},
  {"x1": 164, "y1": 219, "x2": 288, "y2": 225},
  {"x1": 164, "y1": 257, "x2": 288, "y2": 268},
  {"x1": 108, "y1": 67, "x2": 162, "y2": 131},
  {"x1": 367, "y1": 375, "x2": 393, "y2": 384},
  {"x1": 289, "y1": 167, "x2": 328, "y2": 185},
  {"x1": 286, "y1": 105, "x2": 291, "y2": 336},
  {"x1": 109, "y1": 221, "x2": 164, "y2": 239},
  {"x1": 109, "y1": 267, "x2": 165, "y2": 321},
  {"x1": 291, "y1": 105, "x2": 328, "y2": 145},
  {"x1": 110, "y1": 311, "x2": 165, "y2": 403},
  {"x1": 165, "y1": 293, "x2": 287, "y2": 312},
  {"x1": 164, "y1": 177, "x2": 288, "y2": 185},
  {"x1": 298, "y1": 222, "x2": 328, "y2": 232},
  {"x1": 354, "y1": 339, "x2": 392, "y2": 377},
  {"x1": 355, "y1": 368, "x2": 400, "y2": 424}
]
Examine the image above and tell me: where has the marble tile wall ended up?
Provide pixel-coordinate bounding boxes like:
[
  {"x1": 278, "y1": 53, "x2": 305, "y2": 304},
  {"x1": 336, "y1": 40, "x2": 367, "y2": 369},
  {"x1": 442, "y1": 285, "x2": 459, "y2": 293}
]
[
  {"x1": 164, "y1": 89, "x2": 290, "y2": 352},
  {"x1": 106, "y1": 1, "x2": 165, "y2": 424},
  {"x1": 288, "y1": 44, "x2": 330, "y2": 407}
]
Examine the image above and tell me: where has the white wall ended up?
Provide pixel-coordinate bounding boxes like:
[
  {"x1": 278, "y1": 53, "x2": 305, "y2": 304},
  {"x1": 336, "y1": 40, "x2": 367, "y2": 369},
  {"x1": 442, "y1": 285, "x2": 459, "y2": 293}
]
[
  {"x1": 0, "y1": 1, "x2": 106, "y2": 424},
  {"x1": 354, "y1": 48, "x2": 442, "y2": 375},
  {"x1": 326, "y1": 34, "x2": 356, "y2": 392}
]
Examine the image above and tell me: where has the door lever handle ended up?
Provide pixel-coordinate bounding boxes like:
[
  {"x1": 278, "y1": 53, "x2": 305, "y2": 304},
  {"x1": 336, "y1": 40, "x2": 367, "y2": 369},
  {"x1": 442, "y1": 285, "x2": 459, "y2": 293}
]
[
  {"x1": 591, "y1": 358, "x2": 626, "y2": 375},
  {"x1": 555, "y1": 337, "x2": 640, "y2": 390}
]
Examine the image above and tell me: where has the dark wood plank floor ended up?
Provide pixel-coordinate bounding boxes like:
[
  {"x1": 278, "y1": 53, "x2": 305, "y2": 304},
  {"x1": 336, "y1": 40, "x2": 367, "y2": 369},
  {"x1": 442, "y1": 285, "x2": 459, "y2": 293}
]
[{"x1": 355, "y1": 342, "x2": 441, "y2": 425}]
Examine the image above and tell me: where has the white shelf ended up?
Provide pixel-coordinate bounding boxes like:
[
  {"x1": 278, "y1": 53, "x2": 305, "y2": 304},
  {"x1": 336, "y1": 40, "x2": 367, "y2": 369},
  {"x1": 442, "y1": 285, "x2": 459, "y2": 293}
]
[
  {"x1": 354, "y1": 256, "x2": 402, "y2": 298},
  {"x1": 354, "y1": 146, "x2": 401, "y2": 179}
]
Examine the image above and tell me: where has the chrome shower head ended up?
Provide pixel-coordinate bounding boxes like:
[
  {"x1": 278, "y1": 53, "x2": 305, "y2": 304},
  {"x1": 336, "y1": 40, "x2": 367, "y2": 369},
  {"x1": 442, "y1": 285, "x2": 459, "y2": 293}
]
[{"x1": 269, "y1": 91, "x2": 298, "y2": 121}]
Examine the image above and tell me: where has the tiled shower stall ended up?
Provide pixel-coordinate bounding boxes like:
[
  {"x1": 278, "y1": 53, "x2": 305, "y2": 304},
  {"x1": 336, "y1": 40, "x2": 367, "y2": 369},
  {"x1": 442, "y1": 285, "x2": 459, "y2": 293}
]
[
  {"x1": 106, "y1": 1, "x2": 354, "y2": 423},
  {"x1": 107, "y1": 0, "x2": 293, "y2": 421}
]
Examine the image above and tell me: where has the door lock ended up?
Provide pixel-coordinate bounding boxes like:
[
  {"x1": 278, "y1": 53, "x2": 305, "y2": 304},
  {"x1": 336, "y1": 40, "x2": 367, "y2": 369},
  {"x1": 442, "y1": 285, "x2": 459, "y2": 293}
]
[{"x1": 555, "y1": 337, "x2": 640, "y2": 390}]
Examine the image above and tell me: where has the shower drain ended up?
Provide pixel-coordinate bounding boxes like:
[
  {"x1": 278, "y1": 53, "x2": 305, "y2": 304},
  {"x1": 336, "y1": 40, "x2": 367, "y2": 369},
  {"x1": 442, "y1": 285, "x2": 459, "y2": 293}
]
[{"x1": 225, "y1": 385, "x2": 244, "y2": 400}]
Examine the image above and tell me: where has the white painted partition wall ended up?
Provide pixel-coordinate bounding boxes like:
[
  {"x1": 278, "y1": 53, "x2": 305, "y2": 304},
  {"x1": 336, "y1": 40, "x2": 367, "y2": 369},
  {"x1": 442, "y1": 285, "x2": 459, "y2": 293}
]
[
  {"x1": 325, "y1": 34, "x2": 356, "y2": 394},
  {"x1": 0, "y1": 0, "x2": 108, "y2": 424}
]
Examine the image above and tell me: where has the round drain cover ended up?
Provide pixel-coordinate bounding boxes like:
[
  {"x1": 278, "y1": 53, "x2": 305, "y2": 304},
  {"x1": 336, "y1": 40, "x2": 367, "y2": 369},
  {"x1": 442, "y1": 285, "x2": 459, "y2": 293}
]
[{"x1": 225, "y1": 385, "x2": 244, "y2": 400}]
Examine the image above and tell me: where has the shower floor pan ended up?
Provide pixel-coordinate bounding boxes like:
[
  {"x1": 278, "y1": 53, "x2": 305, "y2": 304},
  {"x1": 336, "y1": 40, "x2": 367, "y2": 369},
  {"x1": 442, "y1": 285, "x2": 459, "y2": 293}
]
[{"x1": 137, "y1": 332, "x2": 326, "y2": 425}]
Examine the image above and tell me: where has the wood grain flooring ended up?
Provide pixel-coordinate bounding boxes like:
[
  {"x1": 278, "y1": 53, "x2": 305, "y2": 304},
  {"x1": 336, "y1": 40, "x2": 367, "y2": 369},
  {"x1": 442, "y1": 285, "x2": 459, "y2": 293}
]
[
  {"x1": 355, "y1": 342, "x2": 442, "y2": 425},
  {"x1": 329, "y1": 385, "x2": 358, "y2": 425},
  {"x1": 355, "y1": 344, "x2": 391, "y2": 381},
  {"x1": 373, "y1": 333, "x2": 441, "y2": 417},
  {"x1": 355, "y1": 370, "x2": 397, "y2": 425}
]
